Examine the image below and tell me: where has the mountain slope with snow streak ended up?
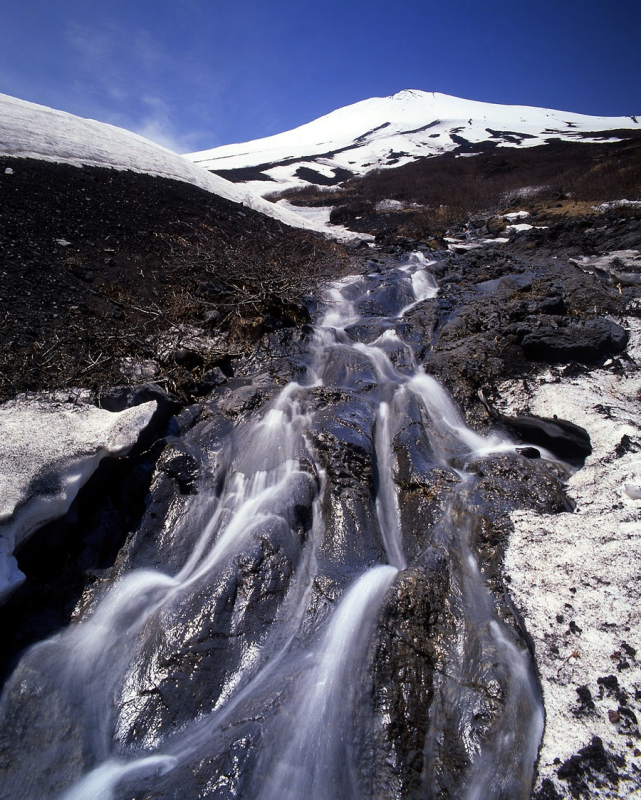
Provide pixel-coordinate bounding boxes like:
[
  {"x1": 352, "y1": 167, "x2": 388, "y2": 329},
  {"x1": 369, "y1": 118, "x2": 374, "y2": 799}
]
[
  {"x1": 0, "y1": 93, "x2": 334, "y2": 235},
  {"x1": 186, "y1": 89, "x2": 639, "y2": 197}
]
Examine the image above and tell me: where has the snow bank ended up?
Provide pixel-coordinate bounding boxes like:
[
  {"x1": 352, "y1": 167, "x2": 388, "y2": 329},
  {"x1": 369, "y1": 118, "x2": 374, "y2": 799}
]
[
  {"x1": 571, "y1": 250, "x2": 641, "y2": 287},
  {"x1": 0, "y1": 398, "x2": 157, "y2": 602},
  {"x1": 274, "y1": 199, "x2": 374, "y2": 242},
  {"x1": 506, "y1": 223, "x2": 534, "y2": 232},
  {"x1": 499, "y1": 318, "x2": 641, "y2": 797},
  {"x1": 596, "y1": 200, "x2": 641, "y2": 211},
  {"x1": 0, "y1": 93, "x2": 331, "y2": 236}
]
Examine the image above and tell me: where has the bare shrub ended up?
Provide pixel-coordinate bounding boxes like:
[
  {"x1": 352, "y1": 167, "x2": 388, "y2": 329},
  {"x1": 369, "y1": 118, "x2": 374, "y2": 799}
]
[{"x1": 264, "y1": 184, "x2": 345, "y2": 207}]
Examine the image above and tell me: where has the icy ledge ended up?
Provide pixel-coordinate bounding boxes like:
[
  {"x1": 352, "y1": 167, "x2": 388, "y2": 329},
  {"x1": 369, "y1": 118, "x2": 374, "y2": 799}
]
[
  {"x1": 499, "y1": 318, "x2": 641, "y2": 798},
  {"x1": 0, "y1": 398, "x2": 157, "y2": 603}
]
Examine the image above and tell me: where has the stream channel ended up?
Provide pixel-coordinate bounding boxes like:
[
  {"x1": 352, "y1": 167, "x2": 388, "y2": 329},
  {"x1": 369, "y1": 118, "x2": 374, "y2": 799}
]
[{"x1": 0, "y1": 253, "x2": 563, "y2": 799}]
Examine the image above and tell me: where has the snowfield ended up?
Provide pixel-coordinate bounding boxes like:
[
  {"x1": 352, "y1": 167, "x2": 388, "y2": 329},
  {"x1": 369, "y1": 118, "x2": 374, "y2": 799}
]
[{"x1": 186, "y1": 89, "x2": 640, "y2": 197}]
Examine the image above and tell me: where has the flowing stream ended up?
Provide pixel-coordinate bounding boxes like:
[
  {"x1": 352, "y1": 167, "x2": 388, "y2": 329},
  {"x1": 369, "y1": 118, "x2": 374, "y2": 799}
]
[{"x1": 0, "y1": 253, "x2": 545, "y2": 799}]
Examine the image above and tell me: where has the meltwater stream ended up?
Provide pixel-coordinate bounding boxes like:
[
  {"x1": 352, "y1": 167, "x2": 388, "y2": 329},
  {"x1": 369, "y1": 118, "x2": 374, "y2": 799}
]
[{"x1": 0, "y1": 254, "x2": 544, "y2": 799}]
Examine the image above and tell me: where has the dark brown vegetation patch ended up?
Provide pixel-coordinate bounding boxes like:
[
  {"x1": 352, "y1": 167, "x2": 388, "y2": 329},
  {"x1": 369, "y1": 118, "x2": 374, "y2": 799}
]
[
  {"x1": 0, "y1": 157, "x2": 348, "y2": 403},
  {"x1": 356, "y1": 132, "x2": 641, "y2": 208}
]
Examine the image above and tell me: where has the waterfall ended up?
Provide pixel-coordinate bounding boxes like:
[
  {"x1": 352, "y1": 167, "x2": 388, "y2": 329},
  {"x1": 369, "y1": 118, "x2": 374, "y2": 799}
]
[
  {"x1": 0, "y1": 253, "x2": 545, "y2": 800},
  {"x1": 255, "y1": 565, "x2": 398, "y2": 800}
]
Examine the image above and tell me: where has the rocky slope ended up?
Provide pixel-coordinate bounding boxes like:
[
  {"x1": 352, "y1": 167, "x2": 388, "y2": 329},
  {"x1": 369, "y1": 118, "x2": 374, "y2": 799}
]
[{"x1": 0, "y1": 91, "x2": 640, "y2": 799}]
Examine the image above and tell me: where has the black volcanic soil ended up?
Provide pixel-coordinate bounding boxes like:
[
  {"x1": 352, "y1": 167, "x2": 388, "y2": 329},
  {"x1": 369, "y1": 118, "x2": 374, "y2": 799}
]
[{"x1": 0, "y1": 156, "x2": 347, "y2": 403}]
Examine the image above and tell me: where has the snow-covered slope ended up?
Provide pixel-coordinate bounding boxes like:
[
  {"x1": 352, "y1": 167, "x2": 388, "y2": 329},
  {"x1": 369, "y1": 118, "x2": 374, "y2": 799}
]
[
  {"x1": 186, "y1": 89, "x2": 639, "y2": 197},
  {"x1": 0, "y1": 93, "x2": 330, "y2": 234}
]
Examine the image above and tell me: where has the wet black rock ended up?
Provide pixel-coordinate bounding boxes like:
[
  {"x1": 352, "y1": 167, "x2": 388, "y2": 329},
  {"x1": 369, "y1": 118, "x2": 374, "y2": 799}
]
[
  {"x1": 196, "y1": 366, "x2": 228, "y2": 392},
  {"x1": 312, "y1": 398, "x2": 388, "y2": 576},
  {"x1": 539, "y1": 295, "x2": 566, "y2": 315},
  {"x1": 160, "y1": 447, "x2": 200, "y2": 494},
  {"x1": 614, "y1": 433, "x2": 637, "y2": 458},
  {"x1": 497, "y1": 413, "x2": 592, "y2": 461},
  {"x1": 533, "y1": 778, "x2": 563, "y2": 800},
  {"x1": 516, "y1": 446, "x2": 541, "y2": 458},
  {"x1": 574, "y1": 685, "x2": 596, "y2": 715},
  {"x1": 521, "y1": 318, "x2": 628, "y2": 363},
  {"x1": 369, "y1": 562, "x2": 450, "y2": 797}
]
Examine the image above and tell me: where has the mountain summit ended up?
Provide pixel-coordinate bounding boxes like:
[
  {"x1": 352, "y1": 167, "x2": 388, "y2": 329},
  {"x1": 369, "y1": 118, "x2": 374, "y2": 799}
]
[{"x1": 185, "y1": 90, "x2": 639, "y2": 196}]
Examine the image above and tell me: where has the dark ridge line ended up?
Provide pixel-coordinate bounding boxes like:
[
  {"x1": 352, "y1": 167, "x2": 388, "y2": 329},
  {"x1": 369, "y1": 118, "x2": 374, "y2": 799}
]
[
  {"x1": 354, "y1": 121, "x2": 392, "y2": 143},
  {"x1": 486, "y1": 128, "x2": 538, "y2": 140}
]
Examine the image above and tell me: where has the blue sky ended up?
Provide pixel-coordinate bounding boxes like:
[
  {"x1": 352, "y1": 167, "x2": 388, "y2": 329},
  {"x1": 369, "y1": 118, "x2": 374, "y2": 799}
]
[{"x1": 0, "y1": 0, "x2": 639, "y2": 153}]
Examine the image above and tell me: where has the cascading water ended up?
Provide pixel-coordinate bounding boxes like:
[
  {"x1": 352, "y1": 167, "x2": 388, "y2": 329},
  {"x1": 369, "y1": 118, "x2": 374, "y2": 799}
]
[{"x1": 0, "y1": 252, "x2": 548, "y2": 799}]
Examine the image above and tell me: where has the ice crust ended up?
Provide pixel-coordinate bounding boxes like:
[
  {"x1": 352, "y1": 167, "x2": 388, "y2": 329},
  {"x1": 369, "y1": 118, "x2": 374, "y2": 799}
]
[
  {"x1": 501, "y1": 318, "x2": 641, "y2": 797},
  {"x1": 0, "y1": 398, "x2": 156, "y2": 602}
]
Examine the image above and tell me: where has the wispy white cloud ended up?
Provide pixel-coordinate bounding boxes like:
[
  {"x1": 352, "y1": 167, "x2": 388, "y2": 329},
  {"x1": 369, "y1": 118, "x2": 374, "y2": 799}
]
[
  {"x1": 132, "y1": 96, "x2": 205, "y2": 153},
  {"x1": 64, "y1": 21, "x2": 221, "y2": 152},
  {"x1": 66, "y1": 22, "x2": 163, "y2": 96}
]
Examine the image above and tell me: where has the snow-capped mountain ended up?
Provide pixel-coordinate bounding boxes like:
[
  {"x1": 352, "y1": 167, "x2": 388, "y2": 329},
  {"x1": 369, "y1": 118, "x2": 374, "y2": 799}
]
[
  {"x1": 185, "y1": 89, "x2": 639, "y2": 197},
  {"x1": 0, "y1": 93, "x2": 330, "y2": 234}
]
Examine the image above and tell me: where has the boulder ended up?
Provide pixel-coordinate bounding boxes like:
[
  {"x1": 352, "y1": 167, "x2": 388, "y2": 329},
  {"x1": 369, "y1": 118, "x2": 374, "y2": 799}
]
[
  {"x1": 522, "y1": 318, "x2": 628, "y2": 363},
  {"x1": 498, "y1": 413, "x2": 592, "y2": 460}
]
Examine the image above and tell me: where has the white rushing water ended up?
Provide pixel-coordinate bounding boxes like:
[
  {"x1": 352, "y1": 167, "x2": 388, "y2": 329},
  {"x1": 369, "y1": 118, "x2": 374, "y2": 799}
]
[
  {"x1": 0, "y1": 252, "x2": 545, "y2": 800},
  {"x1": 256, "y1": 564, "x2": 398, "y2": 800}
]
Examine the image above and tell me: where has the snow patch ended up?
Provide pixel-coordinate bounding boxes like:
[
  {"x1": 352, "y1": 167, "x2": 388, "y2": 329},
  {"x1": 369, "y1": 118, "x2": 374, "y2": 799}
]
[
  {"x1": 596, "y1": 200, "x2": 641, "y2": 211},
  {"x1": 0, "y1": 398, "x2": 157, "y2": 602},
  {"x1": 571, "y1": 250, "x2": 641, "y2": 287},
  {"x1": 444, "y1": 235, "x2": 510, "y2": 251},
  {"x1": 375, "y1": 199, "x2": 406, "y2": 211},
  {"x1": 275, "y1": 200, "x2": 374, "y2": 242},
  {"x1": 500, "y1": 318, "x2": 641, "y2": 798},
  {"x1": 506, "y1": 223, "x2": 534, "y2": 232}
]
